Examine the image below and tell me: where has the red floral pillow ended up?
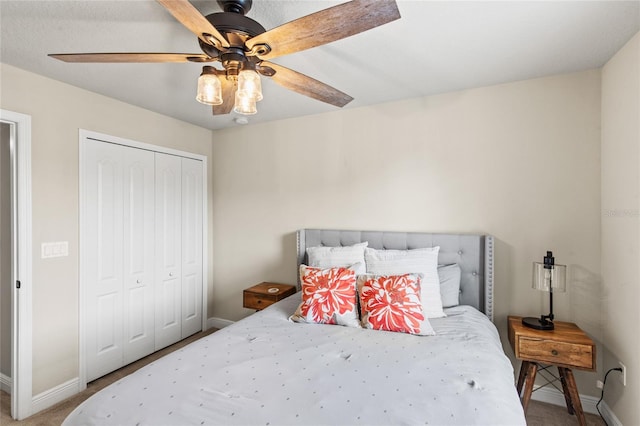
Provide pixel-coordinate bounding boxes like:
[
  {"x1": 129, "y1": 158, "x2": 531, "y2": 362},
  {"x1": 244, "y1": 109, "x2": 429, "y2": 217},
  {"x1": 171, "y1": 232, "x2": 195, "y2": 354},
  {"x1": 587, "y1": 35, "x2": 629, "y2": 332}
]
[
  {"x1": 357, "y1": 274, "x2": 435, "y2": 335},
  {"x1": 290, "y1": 265, "x2": 361, "y2": 327}
]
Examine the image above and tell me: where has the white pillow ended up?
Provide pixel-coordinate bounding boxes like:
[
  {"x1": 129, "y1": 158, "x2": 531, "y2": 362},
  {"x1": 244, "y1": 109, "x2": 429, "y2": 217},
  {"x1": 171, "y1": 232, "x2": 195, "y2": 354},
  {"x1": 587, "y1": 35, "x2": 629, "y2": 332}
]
[
  {"x1": 438, "y1": 264, "x2": 461, "y2": 308},
  {"x1": 364, "y1": 247, "x2": 445, "y2": 318},
  {"x1": 306, "y1": 242, "x2": 368, "y2": 275}
]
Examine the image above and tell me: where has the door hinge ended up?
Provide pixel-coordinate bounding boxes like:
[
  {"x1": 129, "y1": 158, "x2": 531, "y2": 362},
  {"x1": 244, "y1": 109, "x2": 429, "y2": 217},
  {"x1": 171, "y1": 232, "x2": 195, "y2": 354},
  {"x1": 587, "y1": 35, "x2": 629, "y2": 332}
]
[{"x1": 16, "y1": 280, "x2": 21, "y2": 289}]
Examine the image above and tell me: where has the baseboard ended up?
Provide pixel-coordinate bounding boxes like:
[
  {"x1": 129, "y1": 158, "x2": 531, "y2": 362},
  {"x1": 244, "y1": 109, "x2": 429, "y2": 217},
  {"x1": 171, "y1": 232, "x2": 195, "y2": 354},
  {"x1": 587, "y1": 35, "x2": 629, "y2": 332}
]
[
  {"x1": 31, "y1": 377, "x2": 80, "y2": 415},
  {"x1": 598, "y1": 400, "x2": 623, "y2": 426},
  {"x1": 531, "y1": 386, "x2": 599, "y2": 414},
  {"x1": 532, "y1": 387, "x2": 621, "y2": 425},
  {"x1": 0, "y1": 373, "x2": 11, "y2": 393},
  {"x1": 207, "y1": 317, "x2": 234, "y2": 329}
]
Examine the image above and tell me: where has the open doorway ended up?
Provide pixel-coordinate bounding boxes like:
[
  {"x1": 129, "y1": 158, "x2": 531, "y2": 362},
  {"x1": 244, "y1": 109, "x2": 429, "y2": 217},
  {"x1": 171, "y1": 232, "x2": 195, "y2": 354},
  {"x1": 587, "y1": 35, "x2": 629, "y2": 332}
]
[{"x1": 0, "y1": 109, "x2": 32, "y2": 420}]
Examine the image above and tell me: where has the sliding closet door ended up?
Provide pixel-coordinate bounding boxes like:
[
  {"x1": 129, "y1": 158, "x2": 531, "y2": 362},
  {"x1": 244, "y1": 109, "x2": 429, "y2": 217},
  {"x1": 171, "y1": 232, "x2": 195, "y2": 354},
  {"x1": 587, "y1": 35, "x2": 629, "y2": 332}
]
[
  {"x1": 84, "y1": 140, "x2": 124, "y2": 381},
  {"x1": 154, "y1": 153, "x2": 182, "y2": 350},
  {"x1": 122, "y1": 148, "x2": 155, "y2": 364},
  {"x1": 180, "y1": 157, "x2": 203, "y2": 338}
]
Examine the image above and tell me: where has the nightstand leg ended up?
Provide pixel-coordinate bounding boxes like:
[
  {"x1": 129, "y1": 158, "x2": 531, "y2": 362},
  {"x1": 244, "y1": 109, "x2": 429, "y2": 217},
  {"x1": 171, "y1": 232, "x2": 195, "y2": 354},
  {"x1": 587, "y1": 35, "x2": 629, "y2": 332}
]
[
  {"x1": 521, "y1": 362, "x2": 538, "y2": 412},
  {"x1": 558, "y1": 367, "x2": 575, "y2": 415},
  {"x1": 516, "y1": 361, "x2": 529, "y2": 395},
  {"x1": 561, "y1": 367, "x2": 587, "y2": 426}
]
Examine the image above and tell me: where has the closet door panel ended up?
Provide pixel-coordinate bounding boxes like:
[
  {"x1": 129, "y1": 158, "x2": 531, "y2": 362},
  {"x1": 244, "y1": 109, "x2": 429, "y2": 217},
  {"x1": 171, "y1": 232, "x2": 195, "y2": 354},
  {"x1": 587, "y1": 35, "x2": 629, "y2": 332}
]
[
  {"x1": 84, "y1": 140, "x2": 124, "y2": 381},
  {"x1": 181, "y1": 157, "x2": 203, "y2": 337},
  {"x1": 155, "y1": 153, "x2": 182, "y2": 350},
  {"x1": 123, "y1": 147, "x2": 155, "y2": 363}
]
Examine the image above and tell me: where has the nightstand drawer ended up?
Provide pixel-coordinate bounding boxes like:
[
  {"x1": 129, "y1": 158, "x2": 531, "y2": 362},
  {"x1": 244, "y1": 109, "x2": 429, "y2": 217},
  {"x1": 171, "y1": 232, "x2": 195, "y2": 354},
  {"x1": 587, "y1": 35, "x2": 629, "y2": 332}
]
[
  {"x1": 243, "y1": 282, "x2": 297, "y2": 311},
  {"x1": 518, "y1": 337, "x2": 594, "y2": 369},
  {"x1": 243, "y1": 292, "x2": 277, "y2": 310}
]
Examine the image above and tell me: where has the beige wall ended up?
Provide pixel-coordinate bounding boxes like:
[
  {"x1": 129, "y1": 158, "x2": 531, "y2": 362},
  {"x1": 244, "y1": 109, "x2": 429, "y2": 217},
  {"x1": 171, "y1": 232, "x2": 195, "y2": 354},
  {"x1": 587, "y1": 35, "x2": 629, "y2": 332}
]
[
  {"x1": 211, "y1": 70, "x2": 603, "y2": 395},
  {"x1": 601, "y1": 31, "x2": 640, "y2": 425},
  {"x1": 0, "y1": 63, "x2": 214, "y2": 395},
  {"x1": 1, "y1": 122, "x2": 11, "y2": 378},
  {"x1": 0, "y1": 55, "x2": 626, "y2": 410}
]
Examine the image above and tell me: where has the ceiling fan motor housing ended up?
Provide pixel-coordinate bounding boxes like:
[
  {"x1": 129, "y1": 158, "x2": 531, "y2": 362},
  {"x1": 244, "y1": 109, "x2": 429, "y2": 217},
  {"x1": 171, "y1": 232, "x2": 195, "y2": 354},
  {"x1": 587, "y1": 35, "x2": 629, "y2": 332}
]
[{"x1": 199, "y1": 5, "x2": 267, "y2": 75}]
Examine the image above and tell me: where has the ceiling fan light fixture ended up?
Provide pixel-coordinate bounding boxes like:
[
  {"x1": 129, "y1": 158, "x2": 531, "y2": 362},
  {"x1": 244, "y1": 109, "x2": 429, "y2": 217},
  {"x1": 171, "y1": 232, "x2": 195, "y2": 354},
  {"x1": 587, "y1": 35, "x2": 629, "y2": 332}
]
[
  {"x1": 196, "y1": 66, "x2": 223, "y2": 105},
  {"x1": 233, "y1": 91, "x2": 257, "y2": 115},
  {"x1": 237, "y1": 69, "x2": 263, "y2": 101}
]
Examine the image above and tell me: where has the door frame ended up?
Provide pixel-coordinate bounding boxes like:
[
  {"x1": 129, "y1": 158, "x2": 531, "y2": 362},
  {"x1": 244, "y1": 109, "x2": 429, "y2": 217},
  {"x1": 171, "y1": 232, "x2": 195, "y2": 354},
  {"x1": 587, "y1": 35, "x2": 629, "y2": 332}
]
[
  {"x1": 1, "y1": 109, "x2": 33, "y2": 420},
  {"x1": 78, "y1": 129, "x2": 208, "y2": 389}
]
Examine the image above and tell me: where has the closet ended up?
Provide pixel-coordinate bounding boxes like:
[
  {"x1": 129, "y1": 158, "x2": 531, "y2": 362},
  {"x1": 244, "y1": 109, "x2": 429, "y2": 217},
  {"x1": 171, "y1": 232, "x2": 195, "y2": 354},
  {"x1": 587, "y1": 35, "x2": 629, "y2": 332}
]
[{"x1": 82, "y1": 137, "x2": 203, "y2": 382}]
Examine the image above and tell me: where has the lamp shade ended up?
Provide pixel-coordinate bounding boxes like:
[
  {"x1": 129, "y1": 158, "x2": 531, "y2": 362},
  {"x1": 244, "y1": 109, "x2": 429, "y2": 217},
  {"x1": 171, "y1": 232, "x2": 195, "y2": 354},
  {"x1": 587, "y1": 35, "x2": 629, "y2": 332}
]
[
  {"x1": 196, "y1": 66, "x2": 222, "y2": 105},
  {"x1": 532, "y1": 261, "x2": 566, "y2": 292},
  {"x1": 237, "y1": 69, "x2": 263, "y2": 101},
  {"x1": 233, "y1": 92, "x2": 257, "y2": 115}
]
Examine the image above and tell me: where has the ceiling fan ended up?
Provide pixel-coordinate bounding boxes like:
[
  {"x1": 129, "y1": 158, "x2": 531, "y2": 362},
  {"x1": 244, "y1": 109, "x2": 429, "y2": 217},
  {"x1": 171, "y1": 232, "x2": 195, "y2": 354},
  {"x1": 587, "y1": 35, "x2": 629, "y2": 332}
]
[{"x1": 49, "y1": 0, "x2": 401, "y2": 116}]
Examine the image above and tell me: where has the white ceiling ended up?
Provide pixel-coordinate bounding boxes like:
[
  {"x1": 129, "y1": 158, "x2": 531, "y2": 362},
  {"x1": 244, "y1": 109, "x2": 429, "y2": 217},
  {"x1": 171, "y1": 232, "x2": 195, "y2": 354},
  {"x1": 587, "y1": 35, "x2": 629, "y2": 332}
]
[{"x1": 1, "y1": 1, "x2": 638, "y2": 131}]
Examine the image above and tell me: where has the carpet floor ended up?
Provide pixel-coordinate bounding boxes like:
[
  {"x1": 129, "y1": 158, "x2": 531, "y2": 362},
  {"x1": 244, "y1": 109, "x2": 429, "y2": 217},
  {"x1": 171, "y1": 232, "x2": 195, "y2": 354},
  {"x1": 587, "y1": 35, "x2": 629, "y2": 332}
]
[{"x1": 2, "y1": 326, "x2": 605, "y2": 426}]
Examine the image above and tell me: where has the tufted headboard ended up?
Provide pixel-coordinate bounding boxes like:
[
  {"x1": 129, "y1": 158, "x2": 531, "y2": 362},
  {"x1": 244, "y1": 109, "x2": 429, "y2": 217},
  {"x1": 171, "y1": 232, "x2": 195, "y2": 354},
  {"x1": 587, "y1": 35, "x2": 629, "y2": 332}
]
[{"x1": 296, "y1": 229, "x2": 495, "y2": 322}]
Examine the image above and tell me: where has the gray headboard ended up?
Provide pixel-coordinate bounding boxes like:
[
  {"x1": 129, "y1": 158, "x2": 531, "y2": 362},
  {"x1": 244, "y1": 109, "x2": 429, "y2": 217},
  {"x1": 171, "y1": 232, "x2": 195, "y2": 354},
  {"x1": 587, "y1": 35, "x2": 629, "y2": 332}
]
[{"x1": 296, "y1": 229, "x2": 495, "y2": 322}]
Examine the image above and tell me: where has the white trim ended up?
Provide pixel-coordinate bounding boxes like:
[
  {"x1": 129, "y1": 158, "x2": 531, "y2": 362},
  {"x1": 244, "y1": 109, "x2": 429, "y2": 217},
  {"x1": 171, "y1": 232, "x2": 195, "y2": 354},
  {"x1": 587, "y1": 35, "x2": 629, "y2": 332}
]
[
  {"x1": 31, "y1": 377, "x2": 81, "y2": 414},
  {"x1": 531, "y1": 385, "x2": 599, "y2": 414},
  {"x1": 207, "y1": 317, "x2": 234, "y2": 329},
  {"x1": 201, "y1": 155, "x2": 208, "y2": 332},
  {"x1": 531, "y1": 387, "x2": 622, "y2": 425},
  {"x1": 80, "y1": 129, "x2": 207, "y2": 162},
  {"x1": 1, "y1": 109, "x2": 33, "y2": 420},
  {"x1": 78, "y1": 129, "x2": 209, "y2": 391},
  {"x1": 598, "y1": 400, "x2": 622, "y2": 426},
  {"x1": 0, "y1": 373, "x2": 11, "y2": 394}
]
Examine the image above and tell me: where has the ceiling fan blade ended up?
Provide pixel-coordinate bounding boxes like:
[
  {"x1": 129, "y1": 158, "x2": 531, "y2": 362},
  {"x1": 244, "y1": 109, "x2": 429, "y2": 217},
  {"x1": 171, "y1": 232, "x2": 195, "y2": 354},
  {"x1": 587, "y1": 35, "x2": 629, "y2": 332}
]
[
  {"x1": 48, "y1": 53, "x2": 212, "y2": 63},
  {"x1": 156, "y1": 0, "x2": 230, "y2": 49},
  {"x1": 246, "y1": 0, "x2": 400, "y2": 60},
  {"x1": 262, "y1": 61, "x2": 353, "y2": 108},
  {"x1": 212, "y1": 76, "x2": 236, "y2": 115}
]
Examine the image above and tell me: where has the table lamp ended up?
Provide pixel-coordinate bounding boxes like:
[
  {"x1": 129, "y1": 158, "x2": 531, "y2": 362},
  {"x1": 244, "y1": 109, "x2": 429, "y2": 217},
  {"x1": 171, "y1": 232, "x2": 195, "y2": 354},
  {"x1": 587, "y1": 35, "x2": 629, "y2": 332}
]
[{"x1": 522, "y1": 251, "x2": 566, "y2": 331}]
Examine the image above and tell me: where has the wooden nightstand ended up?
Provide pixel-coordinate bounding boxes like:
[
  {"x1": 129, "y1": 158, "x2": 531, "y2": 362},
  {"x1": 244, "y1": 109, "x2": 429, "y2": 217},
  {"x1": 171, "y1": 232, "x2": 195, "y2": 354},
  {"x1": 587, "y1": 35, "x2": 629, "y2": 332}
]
[
  {"x1": 243, "y1": 282, "x2": 296, "y2": 310},
  {"x1": 508, "y1": 315, "x2": 596, "y2": 426}
]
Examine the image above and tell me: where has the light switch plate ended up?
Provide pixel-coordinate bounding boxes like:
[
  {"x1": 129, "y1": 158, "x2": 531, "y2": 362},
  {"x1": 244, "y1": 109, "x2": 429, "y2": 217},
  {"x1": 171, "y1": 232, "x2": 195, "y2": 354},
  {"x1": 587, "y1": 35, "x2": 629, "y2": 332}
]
[{"x1": 41, "y1": 241, "x2": 69, "y2": 258}]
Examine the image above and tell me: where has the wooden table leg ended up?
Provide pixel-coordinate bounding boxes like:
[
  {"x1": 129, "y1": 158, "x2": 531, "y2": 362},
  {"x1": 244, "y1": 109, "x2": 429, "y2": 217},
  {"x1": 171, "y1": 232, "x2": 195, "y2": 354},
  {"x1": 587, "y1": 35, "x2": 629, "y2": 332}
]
[
  {"x1": 516, "y1": 361, "x2": 529, "y2": 396},
  {"x1": 558, "y1": 367, "x2": 575, "y2": 415},
  {"x1": 521, "y1": 362, "x2": 537, "y2": 413},
  {"x1": 561, "y1": 367, "x2": 587, "y2": 426}
]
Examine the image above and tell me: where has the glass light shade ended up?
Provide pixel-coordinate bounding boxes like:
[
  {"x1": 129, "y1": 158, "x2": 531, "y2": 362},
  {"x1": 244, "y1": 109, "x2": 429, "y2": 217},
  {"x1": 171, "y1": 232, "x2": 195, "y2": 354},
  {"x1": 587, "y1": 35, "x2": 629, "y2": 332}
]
[
  {"x1": 233, "y1": 92, "x2": 257, "y2": 115},
  {"x1": 532, "y1": 262, "x2": 566, "y2": 292},
  {"x1": 237, "y1": 69, "x2": 263, "y2": 101},
  {"x1": 196, "y1": 71, "x2": 222, "y2": 105}
]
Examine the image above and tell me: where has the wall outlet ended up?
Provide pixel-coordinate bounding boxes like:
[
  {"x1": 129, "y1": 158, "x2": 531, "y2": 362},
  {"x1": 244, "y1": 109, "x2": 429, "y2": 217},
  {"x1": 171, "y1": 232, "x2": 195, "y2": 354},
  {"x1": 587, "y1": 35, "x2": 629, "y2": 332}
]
[
  {"x1": 596, "y1": 380, "x2": 604, "y2": 389},
  {"x1": 619, "y1": 361, "x2": 627, "y2": 386}
]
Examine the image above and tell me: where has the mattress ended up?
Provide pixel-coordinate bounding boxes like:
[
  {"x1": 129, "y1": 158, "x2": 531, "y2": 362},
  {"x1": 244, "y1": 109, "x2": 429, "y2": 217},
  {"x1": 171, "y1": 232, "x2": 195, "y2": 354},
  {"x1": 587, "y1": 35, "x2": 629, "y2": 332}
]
[{"x1": 64, "y1": 294, "x2": 526, "y2": 425}]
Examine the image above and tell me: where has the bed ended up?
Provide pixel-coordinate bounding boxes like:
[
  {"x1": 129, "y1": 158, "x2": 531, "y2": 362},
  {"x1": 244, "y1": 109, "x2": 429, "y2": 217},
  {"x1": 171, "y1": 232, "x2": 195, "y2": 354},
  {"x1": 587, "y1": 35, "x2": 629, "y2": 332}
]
[{"x1": 64, "y1": 229, "x2": 526, "y2": 425}]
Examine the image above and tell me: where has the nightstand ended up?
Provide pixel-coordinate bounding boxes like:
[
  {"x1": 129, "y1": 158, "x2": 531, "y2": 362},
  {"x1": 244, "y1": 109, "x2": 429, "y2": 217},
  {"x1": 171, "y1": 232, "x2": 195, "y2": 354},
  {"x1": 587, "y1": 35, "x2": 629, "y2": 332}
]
[
  {"x1": 243, "y1": 282, "x2": 296, "y2": 310},
  {"x1": 508, "y1": 315, "x2": 596, "y2": 426}
]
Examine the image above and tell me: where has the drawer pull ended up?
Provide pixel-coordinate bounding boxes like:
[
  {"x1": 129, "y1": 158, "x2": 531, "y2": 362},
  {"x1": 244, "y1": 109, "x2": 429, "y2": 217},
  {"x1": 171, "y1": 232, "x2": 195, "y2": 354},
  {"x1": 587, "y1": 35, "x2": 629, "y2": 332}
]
[{"x1": 551, "y1": 349, "x2": 558, "y2": 356}]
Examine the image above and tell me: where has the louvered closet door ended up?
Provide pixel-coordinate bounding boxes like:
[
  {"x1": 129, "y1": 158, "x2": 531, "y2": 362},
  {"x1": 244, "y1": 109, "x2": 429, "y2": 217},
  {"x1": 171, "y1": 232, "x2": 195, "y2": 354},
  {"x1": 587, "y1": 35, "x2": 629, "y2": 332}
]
[
  {"x1": 122, "y1": 147, "x2": 155, "y2": 364},
  {"x1": 84, "y1": 140, "x2": 124, "y2": 381},
  {"x1": 180, "y1": 157, "x2": 203, "y2": 338},
  {"x1": 154, "y1": 153, "x2": 182, "y2": 350}
]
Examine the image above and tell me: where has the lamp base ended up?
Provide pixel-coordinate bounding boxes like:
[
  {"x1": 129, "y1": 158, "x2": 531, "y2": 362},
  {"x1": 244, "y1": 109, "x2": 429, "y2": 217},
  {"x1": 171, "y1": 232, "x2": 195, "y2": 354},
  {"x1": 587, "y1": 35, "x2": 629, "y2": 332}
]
[{"x1": 522, "y1": 316, "x2": 554, "y2": 331}]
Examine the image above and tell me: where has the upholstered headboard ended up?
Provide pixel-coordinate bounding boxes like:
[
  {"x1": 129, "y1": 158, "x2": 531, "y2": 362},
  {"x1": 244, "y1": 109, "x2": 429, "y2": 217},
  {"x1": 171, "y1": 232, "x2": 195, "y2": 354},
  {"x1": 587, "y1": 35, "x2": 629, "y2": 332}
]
[{"x1": 296, "y1": 229, "x2": 495, "y2": 322}]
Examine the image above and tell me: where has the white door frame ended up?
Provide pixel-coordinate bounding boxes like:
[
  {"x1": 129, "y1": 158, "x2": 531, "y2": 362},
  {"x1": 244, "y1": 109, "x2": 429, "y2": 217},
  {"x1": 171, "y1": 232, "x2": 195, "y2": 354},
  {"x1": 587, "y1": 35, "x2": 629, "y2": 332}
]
[
  {"x1": 1, "y1": 109, "x2": 33, "y2": 420},
  {"x1": 78, "y1": 129, "x2": 208, "y2": 389}
]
